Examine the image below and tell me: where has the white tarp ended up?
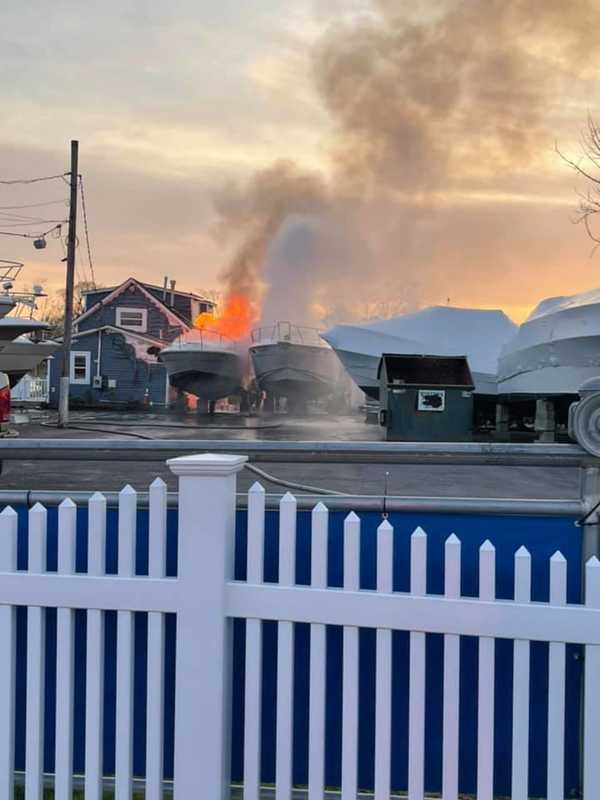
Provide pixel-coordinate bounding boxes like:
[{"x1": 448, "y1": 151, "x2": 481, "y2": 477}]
[{"x1": 323, "y1": 306, "x2": 517, "y2": 376}]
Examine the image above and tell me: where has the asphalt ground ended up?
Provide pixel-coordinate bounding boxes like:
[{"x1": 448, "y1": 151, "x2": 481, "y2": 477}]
[{"x1": 0, "y1": 409, "x2": 581, "y2": 499}]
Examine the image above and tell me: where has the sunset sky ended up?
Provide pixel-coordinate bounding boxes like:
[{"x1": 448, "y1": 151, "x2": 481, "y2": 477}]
[{"x1": 1, "y1": 0, "x2": 600, "y2": 324}]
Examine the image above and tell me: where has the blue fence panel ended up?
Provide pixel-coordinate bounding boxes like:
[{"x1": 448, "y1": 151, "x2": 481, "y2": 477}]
[{"x1": 6, "y1": 504, "x2": 582, "y2": 796}]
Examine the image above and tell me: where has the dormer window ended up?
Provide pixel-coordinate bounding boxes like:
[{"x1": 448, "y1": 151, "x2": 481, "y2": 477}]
[{"x1": 116, "y1": 307, "x2": 147, "y2": 332}]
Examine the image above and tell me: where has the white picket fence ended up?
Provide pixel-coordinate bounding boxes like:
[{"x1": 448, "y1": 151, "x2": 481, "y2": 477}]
[{"x1": 1, "y1": 453, "x2": 600, "y2": 798}]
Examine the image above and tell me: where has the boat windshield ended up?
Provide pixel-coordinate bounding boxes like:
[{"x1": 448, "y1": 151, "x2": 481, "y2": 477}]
[{"x1": 251, "y1": 322, "x2": 326, "y2": 347}]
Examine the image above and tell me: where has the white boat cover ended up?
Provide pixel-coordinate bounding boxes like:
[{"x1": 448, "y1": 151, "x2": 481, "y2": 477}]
[
  {"x1": 497, "y1": 287, "x2": 600, "y2": 395},
  {"x1": 323, "y1": 306, "x2": 517, "y2": 377}
]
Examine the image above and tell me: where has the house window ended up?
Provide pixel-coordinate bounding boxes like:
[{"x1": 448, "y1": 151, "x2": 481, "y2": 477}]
[
  {"x1": 70, "y1": 352, "x2": 91, "y2": 384},
  {"x1": 116, "y1": 307, "x2": 148, "y2": 332}
]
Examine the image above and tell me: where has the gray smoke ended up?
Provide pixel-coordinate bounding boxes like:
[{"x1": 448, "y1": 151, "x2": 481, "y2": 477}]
[{"x1": 215, "y1": 0, "x2": 600, "y2": 326}]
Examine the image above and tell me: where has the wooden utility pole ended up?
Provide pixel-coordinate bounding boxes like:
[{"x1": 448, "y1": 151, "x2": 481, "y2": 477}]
[{"x1": 58, "y1": 140, "x2": 79, "y2": 428}]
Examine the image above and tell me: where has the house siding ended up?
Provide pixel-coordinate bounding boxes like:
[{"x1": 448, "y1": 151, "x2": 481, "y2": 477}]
[
  {"x1": 48, "y1": 330, "x2": 168, "y2": 409},
  {"x1": 77, "y1": 284, "x2": 185, "y2": 343}
]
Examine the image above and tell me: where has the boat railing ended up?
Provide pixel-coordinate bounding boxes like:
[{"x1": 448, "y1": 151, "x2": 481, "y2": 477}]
[
  {"x1": 174, "y1": 328, "x2": 236, "y2": 349},
  {"x1": 251, "y1": 322, "x2": 326, "y2": 347}
]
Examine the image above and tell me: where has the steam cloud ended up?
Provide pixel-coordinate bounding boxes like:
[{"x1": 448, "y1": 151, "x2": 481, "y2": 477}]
[{"x1": 214, "y1": 0, "x2": 600, "y2": 326}]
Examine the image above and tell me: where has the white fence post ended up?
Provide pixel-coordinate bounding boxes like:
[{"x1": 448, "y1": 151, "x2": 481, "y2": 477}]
[{"x1": 167, "y1": 453, "x2": 247, "y2": 800}]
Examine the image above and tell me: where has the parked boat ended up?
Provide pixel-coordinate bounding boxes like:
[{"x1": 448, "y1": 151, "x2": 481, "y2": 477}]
[
  {"x1": 497, "y1": 288, "x2": 600, "y2": 397},
  {"x1": 0, "y1": 319, "x2": 59, "y2": 387},
  {"x1": 322, "y1": 306, "x2": 517, "y2": 398},
  {"x1": 249, "y1": 322, "x2": 340, "y2": 407},
  {"x1": 159, "y1": 330, "x2": 243, "y2": 402}
]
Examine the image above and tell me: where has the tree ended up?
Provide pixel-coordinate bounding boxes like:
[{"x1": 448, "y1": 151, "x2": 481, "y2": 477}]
[
  {"x1": 37, "y1": 280, "x2": 98, "y2": 338},
  {"x1": 558, "y1": 116, "x2": 600, "y2": 247}
]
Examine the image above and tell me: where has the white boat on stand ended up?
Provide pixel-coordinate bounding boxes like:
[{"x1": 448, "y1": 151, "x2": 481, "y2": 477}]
[
  {"x1": 497, "y1": 288, "x2": 600, "y2": 397},
  {"x1": 159, "y1": 330, "x2": 243, "y2": 411},
  {"x1": 0, "y1": 318, "x2": 60, "y2": 387},
  {"x1": 322, "y1": 306, "x2": 518, "y2": 399},
  {"x1": 249, "y1": 322, "x2": 340, "y2": 412}
]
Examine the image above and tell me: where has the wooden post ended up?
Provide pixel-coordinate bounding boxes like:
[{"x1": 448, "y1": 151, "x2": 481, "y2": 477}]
[
  {"x1": 168, "y1": 453, "x2": 247, "y2": 799},
  {"x1": 58, "y1": 139, "x2": 79, "y2": 428}
]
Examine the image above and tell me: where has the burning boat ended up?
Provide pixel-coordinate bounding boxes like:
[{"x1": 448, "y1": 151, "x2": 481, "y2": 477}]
[
  {"x1": 497, "y1": 288, "x2": 600, "y2": 397},
  {"x1": 159, "y1": 329, "x2": 243, "y2": 404},
  {"x1": 249, "y1": 322, "x2": 340, "y2": 407},
  {"x1": 322, "y1": 306, "x2": 517, "y2": 398}
]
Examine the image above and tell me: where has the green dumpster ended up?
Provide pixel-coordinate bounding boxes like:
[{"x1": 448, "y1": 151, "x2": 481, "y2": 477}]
[{"x1": 378, "y1": 354, "x2": 474, "y2": 441}]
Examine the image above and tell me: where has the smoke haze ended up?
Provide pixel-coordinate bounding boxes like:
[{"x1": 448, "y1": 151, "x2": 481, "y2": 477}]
[{"x1": 215, "y1": 0, "x2": 600, "y2": 326}]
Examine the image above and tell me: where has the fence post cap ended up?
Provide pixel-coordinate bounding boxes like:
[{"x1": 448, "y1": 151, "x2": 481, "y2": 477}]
[{"x1": 167, "y1": 453, "x2": 248, "y2": 477}]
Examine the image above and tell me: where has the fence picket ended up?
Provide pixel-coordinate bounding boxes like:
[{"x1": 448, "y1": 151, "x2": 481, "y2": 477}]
[
  {"x1": 442, "y1": 534, "x2": 461, "y2": 800},
  {"x1": 408, "y1": 527, "x2": 427, "y2": 800},
  {"x1": 116, "y1": 485, "x2": 137, "y2": 800},
  {"x1": 342, "y1": 512, "x2": 360, "y2": 800},
  {"x1": 26, "y1": 503, "x2": 46, "y2": 800},
  {"x1": 85, "y1": 492, "x2": 106, "y2": 800},
  {"x1": 276, "y1": 493, "x2": 296, "y2": 800},
  {"x1": 374, "y1": 519, "x2": 393, "y2": 800},
  {"x1": 547, "y1": 552, "x2": 567, "y2": 800},
  {"x1": 244, "y1": 482, "x2": 265, "y2": 800},
  {"x1": 55, "y1": 498, "x2": 77, "y2": 800},
  {"x1": 146, "y1": 477, "x2": 167, "y2": 800},
  {"x1": 583, "y1": 557, "x2": 600, "y2": 798},
  {"x1": 477, "y1": 540, "x2": 496, "y2": 800},
  {"x1": 308, "y1": 501, "x2": 328, "y2": 800},
  {"x1": 0, "y1": 507, "x2": 17, "y2": 800},
  {"x1": 512, "y1": 547, "x2": 532, "y2": 800}
]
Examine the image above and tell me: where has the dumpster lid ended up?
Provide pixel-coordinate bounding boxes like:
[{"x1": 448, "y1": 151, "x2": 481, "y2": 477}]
[{"x1": 377, "y1": 354, "x2": 474, "y2": 388}]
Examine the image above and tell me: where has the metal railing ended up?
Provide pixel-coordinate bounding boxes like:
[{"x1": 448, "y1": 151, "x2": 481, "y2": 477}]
[
  {"x1": 166, "y1": 328, "x2": 235, "y2": 350},
  {"x1": 251, "y1": 322, "x2": 326, "y2": 347},
  {"x1": 0, "y1": 438, "x2": 595, "y2": 465}
]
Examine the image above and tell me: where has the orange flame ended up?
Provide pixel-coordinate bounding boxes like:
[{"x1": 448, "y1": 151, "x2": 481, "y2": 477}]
[{"x1": 194, "y1": 294, "x2": 254, "y2": 341}]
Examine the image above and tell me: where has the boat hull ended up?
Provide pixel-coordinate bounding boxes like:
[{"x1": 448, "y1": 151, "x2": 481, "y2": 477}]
[
  {"x1": 497, "y1": 294, "x2": 600, "y2": 397},
  {"x1": 250, "y1": 342, "x2": 339, "y2": 399},
  {"x1": 160, "y1": 346, "x2": 242, "y2": 400},
  {"x1": 0, "y1": 340, "x2": 60, "y2": 387}
]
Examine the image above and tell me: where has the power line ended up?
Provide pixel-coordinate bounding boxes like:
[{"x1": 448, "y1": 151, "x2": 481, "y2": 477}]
[
  {"x1": 0, "y1": 223, "x2": 64, "y2": 239},
  {"x1": 0, "y1": 173, "x2": 68, "y2": 185},
  {"x1": 0, "y1": 199, "x2": 68, "y2": 211},
  {"x1": 79, "y1": 175, "x2": 95, "y2": 287},
  {"x1": 0, "y1": 210, "x2": 66, "y2": 223},
  {"x1": 0, "y1": 219, "x2": 68, "y2": 227}
]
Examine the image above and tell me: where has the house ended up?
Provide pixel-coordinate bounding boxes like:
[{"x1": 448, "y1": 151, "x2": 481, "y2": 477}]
[{"x1": 47, "y1": 277, "x2": 215, "y2": 409}]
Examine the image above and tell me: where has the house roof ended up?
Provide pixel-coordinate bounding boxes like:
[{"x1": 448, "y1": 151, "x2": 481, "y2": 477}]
[
  {"x1": 81, "y1": 279, "x2": 215, "y2": 304},
  {"x1": 71, "y1": 325, "x2": 166, "y2": 346},
  {"x1": 73, "y1": 277, "x2": 192, "y2": 331}
]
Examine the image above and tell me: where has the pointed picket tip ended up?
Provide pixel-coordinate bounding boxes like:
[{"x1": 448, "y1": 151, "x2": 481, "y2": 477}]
[
  {"x1": 312, "y1": 501, "x2": 328, "y2": 514},
  {"x1": 29, "y1": 502, "x2": 46, "y2": 514},
  {"x1": 249, "y1": 481, "x2": 265, "y2": 495},
  {"x1": 412, "y1": 526, "x2": 427, "y2": 538},
  {"x1": 89, "y1": 491, "x2": 106, "y2": 503},
  {"x1": 377, "y1": 518, "x2": 393, "y2": 532},
  {"x1": 280, "y1": 491, "x2": 297, "y2": 504},
  {"x1": 480, "y1": 540, "x2": 495, "y2": 552},
  {"x1": 59, "y1": 497, "x2": 76, "y2": 509},
  {"x1": 551, "y1": 550, "x2": 567, "y2": 563},
  {"x1": 150, "y1": 476, "x2": 166, "y2": 489},
  {"x1": 345, "y1": 511, "x2": 360, "y2": 524},
  {"x1": 120, "y1": 484, "x2": 136, "y2": 496},
  {"x1": 445, "y1": 533, "x2": 460, "y2": 545},
  {"x1": 0, "y1": 505, "x2": 17, "y2": 517},
  {"x1": 586, "y1": 555, "x2": 600, "y2": 569},
  {"x1": 515, "y1": 545, "x2": 531, "y2": 558}
]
